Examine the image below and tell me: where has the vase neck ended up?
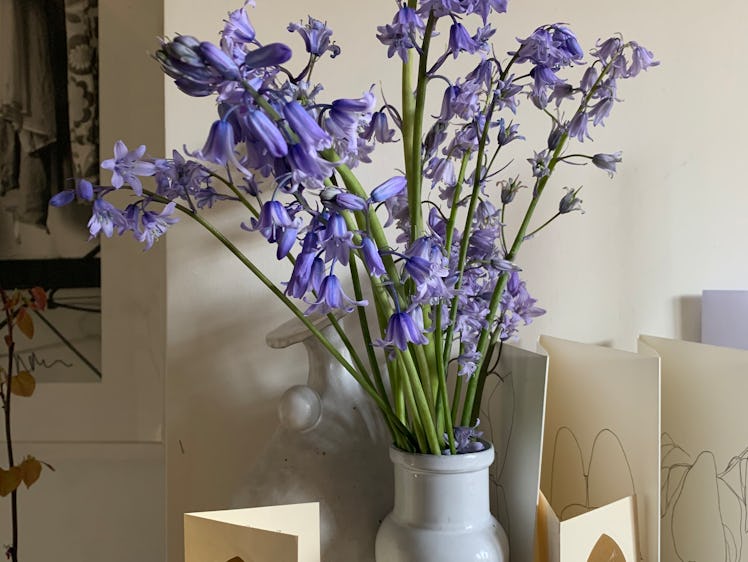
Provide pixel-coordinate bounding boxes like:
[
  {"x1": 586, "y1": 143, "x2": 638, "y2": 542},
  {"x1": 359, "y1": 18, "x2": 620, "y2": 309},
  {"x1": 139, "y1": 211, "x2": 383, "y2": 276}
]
[{"x1": 390, "y1": 450, "x2": 494, "y2": 529}]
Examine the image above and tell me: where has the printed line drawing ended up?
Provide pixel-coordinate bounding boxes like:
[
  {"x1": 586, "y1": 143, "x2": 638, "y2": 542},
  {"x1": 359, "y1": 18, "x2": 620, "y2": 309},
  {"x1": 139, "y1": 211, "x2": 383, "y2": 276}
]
[{"x1": 661, "y1": 432, "x2": 748, "y2": 562}]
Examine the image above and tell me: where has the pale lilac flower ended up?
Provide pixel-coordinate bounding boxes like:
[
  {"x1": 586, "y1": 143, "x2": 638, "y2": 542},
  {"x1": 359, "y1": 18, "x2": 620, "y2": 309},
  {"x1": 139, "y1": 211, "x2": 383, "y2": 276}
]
[
  {"x1": 288, "y1": 17, "x2": 340, "y2": 58},
  {"x1": 222, "y1": 3, "x2": 256, "y2": 45},
  {"x1": 626, "y1": 42, "x2": 659, "y2": 77},
  {"x1": 528, "y1": 150, "x2": 551, "y2": 178},
  {"x1": 283, "y1": 101, "x2": 331, "y2": 150},
  {"x1": 50, "y1": 179, "x2": 94, "y2": 207},
  {"x1": 377, "y1": 6, "x2": 424, "y2": 62},
  {"x1": 446, "y1": 422, "x2": 485, "y2": 454},
  {"x1": 87, "y1": 198, "x2": 125, "y2": 238},
  {"x1": 558, "y1": 187, "x2": 583, "y2": 214},
  {"x1": 363, "y1": 111, "x2": 397, "y2": 143},
  {"x1": 568, "y1": 112, "x2": 591, "y2": 142},
  {"x1": 320, "y1": 213, "x2": 356, "y2": 266},
  {"x1": 592, "y1": 151, "x2": 622, "y2": 177},
  {"x1": 199, "y1": 42, "x2": 240, "y2": 80},
  {"x1": 101, "y1": 141, "x2": 156, "y2": 196},
  {"x1": 197, "y1": 120, "x2": 253, "y2": 175},
  {"x1": 136, "y1": 202, "x2": 179, "y2": 249}
]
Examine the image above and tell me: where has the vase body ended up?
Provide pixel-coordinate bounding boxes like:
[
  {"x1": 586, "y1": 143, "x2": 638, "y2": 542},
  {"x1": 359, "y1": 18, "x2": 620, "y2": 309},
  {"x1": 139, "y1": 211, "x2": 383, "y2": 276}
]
[
  {"x1": 234, "y1": 314, "x2": 392, "y2": 562},
  {"x1": 375, "y1": 443, "x2": 509, "y2": 562}
]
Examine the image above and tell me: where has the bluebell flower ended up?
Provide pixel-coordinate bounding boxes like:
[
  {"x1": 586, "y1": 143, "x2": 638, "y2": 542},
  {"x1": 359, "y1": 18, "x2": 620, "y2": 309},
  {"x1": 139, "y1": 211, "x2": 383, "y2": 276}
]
[
  {"x1": 288, "y1": 17, "x2": 340, "y2": 58},
  {"x1": 222, "y1": 4, "x2": 256, "y2": 45},
  {"x1": 244, "y1": 43, "x2": 292, "y2": 69},
  {"x1": 592, "y1": 151, "x2": 622, "y2": 177},
  {"x1": 424, "y1": 157, "x2": 456, "y2": 187},
  {"x1": 448, "y1": 22, "x2": 480, "y2": 58},
  {"x1": 247, "y1": 200, "x2": 300, "y2": 246},
  {"x1": 592, "y1": 37, "x2": 623, "y2": 63},
  {"x1": 304, "y1": 273, "x2": 367, "y2": 315},
  {"x1": 199, "y1": 42, "x2": 240, "y2": 80},
  {"x1": 286, "y1": 143, "x2": 336, "y2": 189},
  {"x1": 100, "y1": 141, "x2": 156, "y2": 196},
  {"x1": 370, "y1": 175, "x2": 407, "y2": 203},
  {"x1": 379, "y1": 309, "x2": 429, "y2": 351},
  {"x1": 244, "y1": 109, "x2": 288, "y2": 158},
  {"x1": 286, "y1": 233, "x2": 323, "y2": 298},
  {"x1": 528, "y1": 150, "x2": 550, "y2": 178},
  {"x1": 588, "y1": 97, "x2": 614, "y2": 126},
  {"x1": 50, "y1": 179, "x2": 95, "y2": 207},
  {"x1": 360, "y1": 236, "x2": 386, "y2": 276},
  {"x1": 283, "y1": 101, "x2": 331, "y2": 151},
  {"x1": 558, "y1": 187, "x2": 583, "y2": 214},
  {"x1": 197, "y1": 120, "x2": 253, "y2": 176},
  {"x1": 446, "y1": 422, "x2": 486, "y2": 454},
  {"x1": 155, "y1": 35, "x2": 223, "y2": 97},
  {"x1": 500, "y1": 177, "x2": 524, "y2": 204},
  {"x1": 363, "y1": 111, "x2": 397, "y2": 143},
  {"x1": 320, "y1": 213, "x2": 356, "y2": 266},
  {"x1": 580, "y1": 66, "x2": 599, "y2": 93},
  {"x1": 471, "y1": 0, "x2": 508, "y2": 23},
  {"x1": 567, "y1": 112, "x2": 591, "y2": 142},
  {"x1": 377, "y1": 6, "x2": 424, "y2": 63},
  {"x1": 496, "y1": 119, "x2": 523, "y2": 146},
  {"x1": 87, "y1": 198, "x2": 125, "y2": 238},
  {"x1": 494, "y1": 77, "x2": 522, "y2": 113},
  {"x1": 136, "y1": 202, "x2": 179, "y2": 250},
  {"x1": 626, "y1": 42, "x2": 659, "y2": 77}
]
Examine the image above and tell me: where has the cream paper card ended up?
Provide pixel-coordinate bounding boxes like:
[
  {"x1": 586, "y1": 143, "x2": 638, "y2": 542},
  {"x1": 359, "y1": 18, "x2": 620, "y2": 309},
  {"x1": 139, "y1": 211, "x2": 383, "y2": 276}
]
[
  {"x1": 481, "y1": 344, "x2": 548, "y2": 561},
  {"x1": 535, "y1": 492, "x2": 637, "y2": 561},
  {"x1": 537, "y1": 336, "x2": 660, "y2": 562},
  {"x1": 639, "y1": 335, "x2": 748, "y2": 562},
  {"x1": 184, "y1": 502, "x2": 320, "y2": 562}
]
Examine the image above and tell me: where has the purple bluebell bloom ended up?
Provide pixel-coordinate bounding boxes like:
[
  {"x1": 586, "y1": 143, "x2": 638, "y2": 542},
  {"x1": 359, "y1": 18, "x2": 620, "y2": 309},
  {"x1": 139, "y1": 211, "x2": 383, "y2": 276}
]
[
  {"x1": 580, "y1": 66, "x2": 599, "y2": 93},
  {"x1": 288, "y1": 17, "x2": 340, "y2": 58},
  {"x1": 304, "y1": 273, "x2": 367, "y2": 315},
  {"x1": 567, "y1": 112, "x2": 591, "y2": 142},
  {"x1": 466, "y1": 59, "x2": 495, "y2": 89},
  {"x1": 198, "y1": 120, "x2": 253, "y2": 175},
  {"x1": 380, "y1": 309, "x2": 429, "y2": 351},
  {"x1": 247, "y1": 200, "x2": 299, "y2": 245},
  {"x1": 500, "y1": 177, "x2": 523, "y2": 204},
  {"x1": 320, "y1": 213, "x2": 356, "y2": 266},
  {"x1": 320, "y1": 187, "x2": 368, "y2": 212},
  {"x1": 424, "y1": 157, "x2": 456, "y2": 187},
  {"x1": 445, "y1": 422, "x2": 485, "y2": 454},
  {"x1": 377, "y1": 5, "x2": 424, "y2": 62},
  {"x1": 244, "y1": 43, "x2": 292, "y2": 69},
  {"x1": 547, "y1": 126, "x2": 565, "y2": 151},
  {"x1": 222, "y1": 4, "x2": 256, "y2": 45},
  {"x1": 136, "y1": 202, "x2": 179, "y2": 250},
  {"x1": 100, "y1": 141, "x2": 156, "y2": 196},
  {"x1": 370, "y1": 176, "x2": 407, "y2": 202},
  {"x1": 588, "y1": 97, "x2": 614, "y2": 126},
  {"x1": 360, "y1": 236, "x2": 386, "y2": 276},
  {"x1": 283, "y1": 101, "x2": 331, "y2": 150},
  {"x1": 528, "y1": 150, "x2": 551, "y2": 178},
  {"x1": 449, "y1": 22, "x2": 480, "y2": 58},
  {"x1": 363, "y1": 111, "x2": 397, "y2": 143},
  {"x1": 286, "y1": 143, "x2": 336, "y2": 189},
  {"x1": 244, "y1": 110, "x2": 288, "y2": 158},
  {"x1": 591, "y1": 151, "x2": 622, "y2": 177},
  {"x1": 472, "y1": 0, "x2": 508, "y2": 23},
  {"x1": 199, "y1": 42, "x2": 240, "y2": 80},
  {"x1": 87, "y1": 198, "x2": 125, "y2": 238},
  {"x1": 494, "y1": 77, "x2": 523, "y2": 114},
  {"x1": 286, "y1": 232, "x2": 323, "y2": 298},
  {"x1": 50, "y1": 179, "x2": 94, "y2": 207},
  {"x1": 626, "y1": 42, "x2": 659, "y2": 77},
  {"x1": 593, "y1": 37, "x2": 623, "y2": 62},
  {"x1": 496, "y1": 119, "x2": 523, "y2": 146}
]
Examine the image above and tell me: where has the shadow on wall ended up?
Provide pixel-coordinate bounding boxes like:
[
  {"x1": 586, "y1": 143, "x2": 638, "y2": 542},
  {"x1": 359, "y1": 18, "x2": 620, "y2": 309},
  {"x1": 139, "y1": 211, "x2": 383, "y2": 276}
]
[{"x1": 675, "y1": 295, "x2": 701, "y2": 343}]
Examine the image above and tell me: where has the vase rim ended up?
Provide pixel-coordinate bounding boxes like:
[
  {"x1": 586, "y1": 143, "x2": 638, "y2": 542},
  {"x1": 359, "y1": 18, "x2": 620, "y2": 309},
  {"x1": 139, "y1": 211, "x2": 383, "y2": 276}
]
[{"x1": 389, "y1": 440, "x2": 494, "y2": 473}]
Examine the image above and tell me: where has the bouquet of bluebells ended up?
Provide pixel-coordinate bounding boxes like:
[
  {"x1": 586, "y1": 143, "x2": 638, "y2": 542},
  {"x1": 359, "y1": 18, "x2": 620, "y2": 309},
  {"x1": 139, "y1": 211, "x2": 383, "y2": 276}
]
[{"x1": 52, "y1": 0, "x2": 656, "y2": 455}]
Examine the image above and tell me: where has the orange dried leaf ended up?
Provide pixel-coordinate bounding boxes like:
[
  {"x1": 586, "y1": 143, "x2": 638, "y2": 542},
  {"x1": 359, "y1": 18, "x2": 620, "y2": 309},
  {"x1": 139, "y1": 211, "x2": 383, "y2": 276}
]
[
  {"x1": 20, "y1": 457, "x2": 42, "y2": 488},
  {"x1": 0, "y1": 467, "x2": 22, "y2": 497},
  {"x1": 30, "y1": 287, "x2": 47, "y2": 310},
  {"x1": 16, "y1": 308, "x2": 33, "y2": 339},
  {"x1": 10, "y1": 371, "x2": 35, "y2": 397}
]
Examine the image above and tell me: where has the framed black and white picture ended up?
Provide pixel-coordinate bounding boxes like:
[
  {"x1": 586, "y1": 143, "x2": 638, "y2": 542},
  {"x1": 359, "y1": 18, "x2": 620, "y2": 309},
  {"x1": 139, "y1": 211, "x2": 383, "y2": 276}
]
[{"x1": 0, "y1": 0, "x2": 101, "y2": 383}]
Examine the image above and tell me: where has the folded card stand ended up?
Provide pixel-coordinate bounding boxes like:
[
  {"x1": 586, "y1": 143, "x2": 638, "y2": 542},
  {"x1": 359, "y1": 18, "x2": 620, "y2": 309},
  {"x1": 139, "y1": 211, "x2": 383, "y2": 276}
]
[
  {"x1": 184, "y1": 502, "x2": 320, "y2": 562},
  {"x1": 534, "y1": 492, "x2": 637, "y2": 561}
]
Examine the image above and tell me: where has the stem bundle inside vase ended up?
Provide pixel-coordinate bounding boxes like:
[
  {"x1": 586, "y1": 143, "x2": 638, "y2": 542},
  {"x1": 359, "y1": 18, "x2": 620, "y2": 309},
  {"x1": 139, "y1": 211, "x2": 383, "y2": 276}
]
[{"x1": 51, "y1": 1, "x2": 657, "y2": 454}]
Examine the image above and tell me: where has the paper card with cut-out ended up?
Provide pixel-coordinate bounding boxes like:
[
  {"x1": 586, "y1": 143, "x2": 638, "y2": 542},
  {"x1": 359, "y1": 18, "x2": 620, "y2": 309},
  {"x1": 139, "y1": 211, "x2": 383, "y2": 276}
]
[
  {"x1": 184, "y1": 502, "x2": 320, "y2": 562},
  {"x1": 535, "y1": 492, "x2": 637, "y2": 561},
  {"x1": 536, "y1": 336, "x2": 659, "y2": 562},
  {"x1": 481, "y1": 344, "x2": 548, "y2": 562},
  {"x1": 639, "y1": 335, "x2": 748, "y2": 562}
]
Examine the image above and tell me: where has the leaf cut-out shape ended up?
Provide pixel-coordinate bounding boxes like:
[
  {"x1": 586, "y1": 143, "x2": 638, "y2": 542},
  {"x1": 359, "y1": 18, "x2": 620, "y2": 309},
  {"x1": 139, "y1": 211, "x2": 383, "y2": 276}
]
[
  {"x1": 10, "y1": 371, "x2": 35, "y2": 397},
  {"x1": 587, "y1": 533, "x2": 626, "y2": 562},
  {"x1": 16, "y1": 308, "x2": 33, "y2": 339},
  {"x1": 226, "y1": 557, "x2": 244, "y2": 562},
  {"x1": 0, "y1": 467, "x2": 22, "y2": 497}
]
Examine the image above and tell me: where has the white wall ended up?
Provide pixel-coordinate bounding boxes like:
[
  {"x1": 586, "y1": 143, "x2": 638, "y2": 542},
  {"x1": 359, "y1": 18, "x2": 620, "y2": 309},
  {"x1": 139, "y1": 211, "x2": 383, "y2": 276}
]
[{"x1": 157, "y1": 0, "x2": 748, "y2": 560}]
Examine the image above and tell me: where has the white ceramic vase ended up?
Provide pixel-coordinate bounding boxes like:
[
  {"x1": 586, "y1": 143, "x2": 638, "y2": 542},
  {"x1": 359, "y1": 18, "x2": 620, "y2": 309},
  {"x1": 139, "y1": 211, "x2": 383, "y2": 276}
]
[{"x1": 375, "y1": 442, "x2": 509, "y2": 562}]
